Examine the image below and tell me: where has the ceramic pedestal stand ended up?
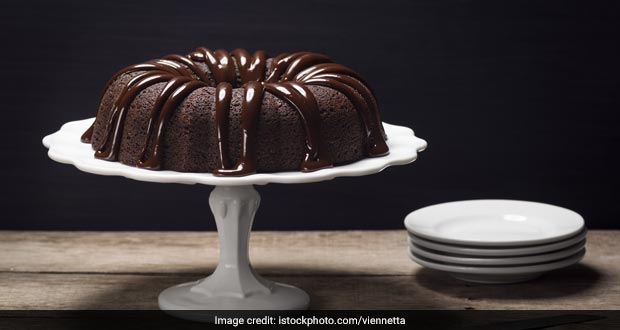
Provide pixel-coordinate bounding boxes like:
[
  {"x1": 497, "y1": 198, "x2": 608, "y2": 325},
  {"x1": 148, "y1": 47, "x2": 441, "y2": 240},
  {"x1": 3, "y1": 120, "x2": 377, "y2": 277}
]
[
  {"x1": 43, "y1": 118, "x2": 427, "y2": 321},
  {"x1": 158, "y1": 184, "x2": 310, "y2": 318}
]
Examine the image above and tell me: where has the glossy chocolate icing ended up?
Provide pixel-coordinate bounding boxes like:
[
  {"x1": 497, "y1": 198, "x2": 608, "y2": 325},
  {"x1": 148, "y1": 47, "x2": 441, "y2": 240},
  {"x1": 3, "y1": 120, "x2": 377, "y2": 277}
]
[{"x1": 81, "y1": 47, "x2": 389, "y2": 176}]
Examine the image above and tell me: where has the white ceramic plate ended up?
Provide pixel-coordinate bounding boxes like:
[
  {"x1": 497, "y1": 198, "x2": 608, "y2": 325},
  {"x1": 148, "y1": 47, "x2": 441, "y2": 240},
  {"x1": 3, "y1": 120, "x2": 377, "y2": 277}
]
[
  {"x1": 43, "y1": 118, "x2": 426, "y2": 186},
  {"x1": 408, "y1": 239, "x2": 586, "y2": 266},
  {"x1": 404, "y1": 200, "x2": 585, "y2": 246},
  {"x1": 408, "y1": 249, "x2": 585, "y2": 284},
  {"x1": 407, "y1": 229, "x2": 587, "y2": 257}
]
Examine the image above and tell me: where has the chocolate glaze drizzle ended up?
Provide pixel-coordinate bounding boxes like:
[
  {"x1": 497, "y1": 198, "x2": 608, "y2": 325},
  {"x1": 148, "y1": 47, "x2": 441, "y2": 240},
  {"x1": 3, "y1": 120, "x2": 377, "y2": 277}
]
[{"x1": 81, "y1": 48, "x2": 389, "y2": 176}]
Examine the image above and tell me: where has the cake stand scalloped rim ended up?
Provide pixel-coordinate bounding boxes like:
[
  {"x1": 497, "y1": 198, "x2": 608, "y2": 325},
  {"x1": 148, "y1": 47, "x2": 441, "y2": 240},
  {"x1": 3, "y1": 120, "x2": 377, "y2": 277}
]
[{"x1": 42, "y1": 117, "x2": 427, "y2": 186}]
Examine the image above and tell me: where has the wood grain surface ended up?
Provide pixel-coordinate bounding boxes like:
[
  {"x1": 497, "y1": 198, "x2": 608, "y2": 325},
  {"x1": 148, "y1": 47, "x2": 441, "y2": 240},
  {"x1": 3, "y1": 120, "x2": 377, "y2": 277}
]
[{"x1": 0, "y1": 230, "x2": 618, "y2": 310}]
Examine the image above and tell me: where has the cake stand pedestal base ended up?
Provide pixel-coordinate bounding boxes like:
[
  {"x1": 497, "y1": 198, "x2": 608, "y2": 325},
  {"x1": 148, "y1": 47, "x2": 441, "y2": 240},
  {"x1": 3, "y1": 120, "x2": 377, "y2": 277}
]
[{"x1": 158, "y1": 185, "x2": 309, "y2": 322}]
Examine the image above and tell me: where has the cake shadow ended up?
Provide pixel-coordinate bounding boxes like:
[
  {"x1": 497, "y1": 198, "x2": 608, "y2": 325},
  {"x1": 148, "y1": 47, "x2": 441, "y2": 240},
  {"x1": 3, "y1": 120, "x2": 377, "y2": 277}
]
[
  {"x1": 36, "y1": 264, "x2": 604, "y2": 329},
  {"x1": 76, "y1": 265, "x2": 443, "y2": 309},
  {"x1": 414, "y1": 263, "x2": 602, "y2": 301},
  {"x1": 48, "y1": 265, "x2": 456, "y2": 329}
]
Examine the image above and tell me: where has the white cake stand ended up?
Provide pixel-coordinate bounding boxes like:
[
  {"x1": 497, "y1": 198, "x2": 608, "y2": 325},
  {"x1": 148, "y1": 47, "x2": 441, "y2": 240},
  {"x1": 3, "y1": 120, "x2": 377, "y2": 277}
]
[{"x1": 43, "y1": 118, "x2": 426, "y2": 321}]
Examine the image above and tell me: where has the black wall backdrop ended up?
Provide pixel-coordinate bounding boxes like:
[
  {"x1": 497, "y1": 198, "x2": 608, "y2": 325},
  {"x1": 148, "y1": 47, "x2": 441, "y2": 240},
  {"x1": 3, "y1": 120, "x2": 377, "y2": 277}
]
[{"x1": 1, "y1": 0, "x2": 619, "y2": 230}]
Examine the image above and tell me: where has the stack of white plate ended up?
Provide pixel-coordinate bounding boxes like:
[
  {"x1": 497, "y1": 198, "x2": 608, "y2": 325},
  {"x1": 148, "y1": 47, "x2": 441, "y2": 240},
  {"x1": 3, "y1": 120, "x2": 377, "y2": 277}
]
[{"x1": 404, "y1": 200, "x2": 586, "y2": 284}]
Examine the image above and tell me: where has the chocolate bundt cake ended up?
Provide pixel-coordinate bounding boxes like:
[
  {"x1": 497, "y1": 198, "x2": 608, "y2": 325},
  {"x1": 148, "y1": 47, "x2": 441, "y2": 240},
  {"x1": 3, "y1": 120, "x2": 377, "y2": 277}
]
[{"x1": 81, "y1": 47, "x2": 389, "y2": 176}]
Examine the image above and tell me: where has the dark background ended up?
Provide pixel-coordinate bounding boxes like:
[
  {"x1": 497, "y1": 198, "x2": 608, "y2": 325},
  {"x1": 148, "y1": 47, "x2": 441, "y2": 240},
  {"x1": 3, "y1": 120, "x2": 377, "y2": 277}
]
[{"x1": 1, "y1": 0, "x2": 618, "y2": 230}]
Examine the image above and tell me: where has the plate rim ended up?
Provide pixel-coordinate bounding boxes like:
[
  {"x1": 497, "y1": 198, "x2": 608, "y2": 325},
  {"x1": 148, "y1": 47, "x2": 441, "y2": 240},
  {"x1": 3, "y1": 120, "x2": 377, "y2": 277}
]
[
  {"x1": 408, "y1": 248, "x2": 585, "y2": 275},
  {"x1": 404, "y1": 199, "x2": 585, "y2": 246},
  {"x1": 408, "y1": 239, "x2": 586, "y2": 266},
  {"x1": 407, "y1": 229, "x2": 587, "y2": 257}
]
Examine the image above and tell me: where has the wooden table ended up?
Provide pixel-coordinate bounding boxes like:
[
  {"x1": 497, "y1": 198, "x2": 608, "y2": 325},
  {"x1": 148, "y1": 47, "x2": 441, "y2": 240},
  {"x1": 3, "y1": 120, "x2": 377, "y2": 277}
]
[{"x1": 1, "y1": 230, "x2": 618, "y2": 311}]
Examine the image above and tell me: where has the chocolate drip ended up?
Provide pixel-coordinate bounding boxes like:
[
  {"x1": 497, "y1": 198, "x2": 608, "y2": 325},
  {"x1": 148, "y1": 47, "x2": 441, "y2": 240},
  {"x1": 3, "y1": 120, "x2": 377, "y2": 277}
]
[
  {"x1": 303, "y1": 76, "x2": 388, "y2": 156},
  {"x1": 138, "y1": 80, "x2": 205, "y2": 169},
  {"x1": 265, "y1": 52, "x2": 304, "y2": 83},
  {"x1": 135, "y1": 76, "x2": 196, "y2": 169},
  {"x1": 193, "y1": 48, "x2": 237, "y2": 85},
  {"x1": 231, "y1": 49, "x2": 267, "y2": 83},
  {"x1": 213, "y1": 81, "x2": 265, "y2": 176},
  {"x1": 281, "y1": 53, "x2": 332, "y2": 81},
  {"x1": 146, "y1": 59, "x2": 194, "y2": 78},
  {"x1": 295, "y1": 62, "x2": 387, "y2": 135},
  {"x1": 163, "y1": 54, "x2": 210, "y2": 83},
  {"x1": 264, "y1": 82, "x2": 332, "y2": 171},
  {"x1": 80, "y1": 61, "x2": 197, "y2": 143},
  {"x1": 96, "y1": 71, "x2": 174, "y2": 160},
  {"x1": 81, "y1": 124, "x2": 94, "y2": 143},
  {"x1": 214, "y1": 82, "x2": 233, "y2": 169},
  {"x1": 83, "y1": 48, "x2": 389, "y2": 176},
  {"x1": 296, "y1": 63, "x2": 370, "y2": 89}
]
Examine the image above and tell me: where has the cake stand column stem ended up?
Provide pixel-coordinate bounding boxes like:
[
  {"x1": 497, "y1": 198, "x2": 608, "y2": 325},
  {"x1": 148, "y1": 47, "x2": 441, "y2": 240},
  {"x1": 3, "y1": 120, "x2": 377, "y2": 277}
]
[
  {"x1": 159, "y1": 184, "x2": 309, "y2": 314},
  {"x1": 190, "y1": 185, "x2": 273, "y2": 298}
]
